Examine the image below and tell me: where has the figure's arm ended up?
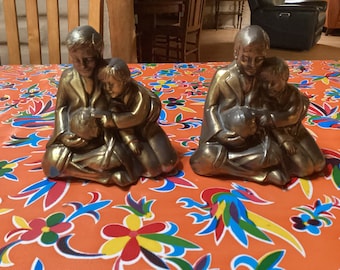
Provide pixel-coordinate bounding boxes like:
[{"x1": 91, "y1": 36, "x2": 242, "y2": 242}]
[
  {"x1": 111, "y1": 91, "x2": 150, "y2": 129},
  {"x1": 202, "y1": 70, "x2": 226, "y2": 139},
  {"x1": 53, "y1": 72, "x2": 70, "y2": 138},
  {"x1": 54, "y1": 71, "x2": 87, "y2": 148},
  {"x1": 262, "y1": 86, "x2": 308, "y2": 128},
  {"x1": 271, "y1": 128, "x2": 297, "y2": 154},
  {"x1": 203, "y1": 69, "x2": 243, "y2": 145},
  {"x1": 143, "y1": 86, "x2": 161, "y2": 123},
  {"x1": 119, "y1": 129, "x2": 143, "y2": 155}
]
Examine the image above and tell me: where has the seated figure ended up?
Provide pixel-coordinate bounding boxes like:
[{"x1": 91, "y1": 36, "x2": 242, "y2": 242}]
[
  {"x1": 190, "y1": 25, "x2": 289, "y2": 187},
  {"x1": 42, "y1": 25, "x2": 142, "y2": 186}
]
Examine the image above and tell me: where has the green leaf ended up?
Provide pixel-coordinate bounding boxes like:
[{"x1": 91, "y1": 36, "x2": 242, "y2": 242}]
[
  {"x1": 257, "y1": 250, "x2": 285, "y2": 270},
  {"x1": 0, "y1": 161, "x2": 8, "y2": 167},
  {"x1": 239, "y1": 219, "x2": 270, "y2": 242},
  {"x1": 41, "y1": 231, "x2": 58, "y2": 244},
  {"x1": 27, "y1": 83, "x2": 38, "y2": 91},
  {"x1": 332, "y1": 165, "x2": 340, "y2": 189},
  {"x1": 175, "y1": 113, "x2": 183, "y2": 122},
  {"x1": 46, "y1": 212, "x2": 66, "y2": 226},
  {"x1": 142, "y1": 201, "x2": 153, "y2": 213},
  {"x1": 117, "y1": 205, "x2": 143, "y2": 216},
  {"x1": 222, "y1": 203, "x2": 231, "y2": 225},
  {"x1": 295, "y1": 207, "x2": 314, "y2": 217}
]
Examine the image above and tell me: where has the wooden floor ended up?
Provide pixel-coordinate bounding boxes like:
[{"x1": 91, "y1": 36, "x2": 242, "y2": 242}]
[{"x1": 200, "y1": 28, "x2": 340, "y2": 62}]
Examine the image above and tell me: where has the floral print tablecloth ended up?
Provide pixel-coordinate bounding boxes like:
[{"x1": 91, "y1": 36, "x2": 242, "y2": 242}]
[{"x1": 0, "y1": 61, "x2": 339, "y2": 269}]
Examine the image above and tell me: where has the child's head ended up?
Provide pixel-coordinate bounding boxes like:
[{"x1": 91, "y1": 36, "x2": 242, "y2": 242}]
[
  {"x1": 65, "y1": 25, "x2": 104, "y2": 78},
  {"x1": 98, "y1": 58, "x2": 132, "y2": 98},
  {"x1": 234, "y1": 25, "x2": 270, "y2": 77},
  {"x1": 223, "y1": 106, "x2": 257, "y2": 138},
  {"x1": 259, "y1": 56, "x2": 289, "y2": 98}
]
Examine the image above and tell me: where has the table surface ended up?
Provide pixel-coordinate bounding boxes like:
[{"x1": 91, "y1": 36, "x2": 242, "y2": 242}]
[{"x1": 0, "y1": 61, "x2": 339, "y2": 269}]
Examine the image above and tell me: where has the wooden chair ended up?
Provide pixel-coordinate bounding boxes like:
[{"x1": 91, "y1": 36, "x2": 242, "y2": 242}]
[
  {"x1": 134, "y1": 0, "x2": 184, "y2": 62},
  {"x1": 2, "y1": 0, "x2": 104, "y2": 64},
  {"x1": 152, "y1": 0, "x2": 206, "y2": 62}
]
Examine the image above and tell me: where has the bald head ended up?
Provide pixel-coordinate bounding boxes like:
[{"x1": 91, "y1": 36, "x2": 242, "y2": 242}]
[{"x1": 234, "y1": 25, "x2": 270, "y2": 58}]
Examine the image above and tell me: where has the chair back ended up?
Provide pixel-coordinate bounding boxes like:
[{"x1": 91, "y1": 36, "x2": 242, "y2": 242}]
[
  {"x1": 185, "y1": 0, "x2": 206, "y2": 32},
  {"x1": 2, "y1": 0, "x2": 104, "y2": 64}
]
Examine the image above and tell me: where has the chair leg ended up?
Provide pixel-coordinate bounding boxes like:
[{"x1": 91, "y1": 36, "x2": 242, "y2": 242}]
[{"x1": 178, "y1": 37, "x2": 181, "y2": 62}]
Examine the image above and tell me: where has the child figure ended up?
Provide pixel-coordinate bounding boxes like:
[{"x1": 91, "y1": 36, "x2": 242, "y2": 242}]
[
  {"x1": 97, "y1": 58, "x2": 179, "y2": 177},
  {"x1": 256, "y1": 56, "x2": 325, "y2": 178}
]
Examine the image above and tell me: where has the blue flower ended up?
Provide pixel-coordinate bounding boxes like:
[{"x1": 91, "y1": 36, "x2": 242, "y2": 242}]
[{"x1": 291, "y1": 213, "x2": 322, "y2": 235}]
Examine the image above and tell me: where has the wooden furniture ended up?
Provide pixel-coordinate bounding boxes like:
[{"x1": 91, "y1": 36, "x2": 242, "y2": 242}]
[
  {"x1": 105, "y1": 0, "x2": 137, "y2": 63},
  {"x1": 151, "y1": 0, "x2": 206, "y2": 62},
  {"x1": 134, "y1": 0, "x2": 185, "y2": 62},
  {"x1": 2, "y1": 0, "x2": 104, "y2": 64},
  {"x1": 215, "y1": 0, "x2": 245, "y2": 30},
  {"x1": 324, "y1": 0, "x2": 340, "y2": 35}
]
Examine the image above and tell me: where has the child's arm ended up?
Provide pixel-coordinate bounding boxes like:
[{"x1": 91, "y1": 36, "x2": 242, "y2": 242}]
[
  {"x1": 90, "y1": 109, "x2": 116, "y2": 128},
  {"x1": 262, "y1": 85, "x2": 308, "y2": 128},
  {"x1": 120, "y1": 129, "x2": 143, "y2": 155}
]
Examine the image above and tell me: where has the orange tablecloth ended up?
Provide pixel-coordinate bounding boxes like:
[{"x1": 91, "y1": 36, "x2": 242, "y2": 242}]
[{"x1": 0, "y1": 61, "x2": 339, "y2": 269}]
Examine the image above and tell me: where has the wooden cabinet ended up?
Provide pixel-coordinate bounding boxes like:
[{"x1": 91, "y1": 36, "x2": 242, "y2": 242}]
[{"x1": 325, "y1": 0, "x2": 340, "y2": 34}]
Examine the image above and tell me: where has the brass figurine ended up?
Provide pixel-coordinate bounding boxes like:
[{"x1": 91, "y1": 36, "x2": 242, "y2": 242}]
[
  {"x1": 190, "y1": 25, "x2": 325, "y2": 187},
  {"x1": 42, "y1": 26, "x2": 178, "y2": 186}
]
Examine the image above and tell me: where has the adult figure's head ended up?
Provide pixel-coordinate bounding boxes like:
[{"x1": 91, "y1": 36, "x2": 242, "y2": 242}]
[
  {"x1": 234, "y1": 25, "x2": 270, "y2": 77},
  {"x1": 66, "y1": 25, "x2": 104, "y2": 78}
]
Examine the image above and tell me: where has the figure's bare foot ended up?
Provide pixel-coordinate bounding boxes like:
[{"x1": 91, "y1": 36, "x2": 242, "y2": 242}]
[
  {"x1": 264, "y1": 169, "x2": 290, "y2": 187},
  {"x1": 110, "y1": 171, "x2": 138, "y2": 187}
]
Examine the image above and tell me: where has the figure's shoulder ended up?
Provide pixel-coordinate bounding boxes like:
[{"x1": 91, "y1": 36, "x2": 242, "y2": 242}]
[
  {"x1": 120, "y1": 81, "x2": 143, "y2": 102},
  {"x1": 60, "y1": 68, "x2": 74, "y2": 82},
  {"x1": 215, "y1": 62, "x2": 238, "y2": 80},
  {"x1": 287, "y1": 84, "x2": 305, "y2": 99},
  {"x1": 214, "y1": 65, "x2": 234, "y2": 81},
  {"x1": 283, "y1": 84, "x2": 309, "y2": 106}
]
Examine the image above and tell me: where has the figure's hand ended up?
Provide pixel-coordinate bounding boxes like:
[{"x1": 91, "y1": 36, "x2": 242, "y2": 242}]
[
  {"x1": 128, "y1": 140, "x2": 143, "y2": 155},
  {"x1": 101, "y1": 115, "x2": 115, "y2": 128},
  {"x1": 216, "y1": 130, "x2": 245, "y2": 145},
  {"x1": 258, "y1": 113, "x2": 273, "y2": 127},
  {"x1": 60, "y1": 132, "x2": 87, "y2": 148},
  {"x1": 282, "y1": 141, "x2": 296, "y2": 155}
]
